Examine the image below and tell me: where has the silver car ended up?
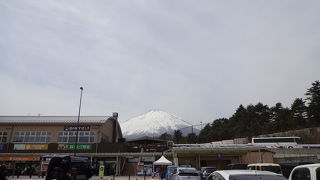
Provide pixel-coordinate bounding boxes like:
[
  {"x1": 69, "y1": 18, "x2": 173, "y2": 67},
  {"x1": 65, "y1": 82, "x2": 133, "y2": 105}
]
[
  {"x1": 173, "y1": 167, "x2": 201, "y2": 180},
  {"x1": 206, "y1": 170, "x2": 287, "y2": 180}
]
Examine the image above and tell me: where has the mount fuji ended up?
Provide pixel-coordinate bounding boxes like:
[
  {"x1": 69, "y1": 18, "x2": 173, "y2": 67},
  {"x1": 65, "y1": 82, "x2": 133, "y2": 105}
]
[{"x1": 120, "y1": 110, "x2": 195, "y2": 139}]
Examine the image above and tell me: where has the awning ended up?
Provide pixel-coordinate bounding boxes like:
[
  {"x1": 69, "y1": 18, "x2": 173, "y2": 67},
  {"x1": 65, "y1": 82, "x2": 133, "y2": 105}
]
[{"x1": 153, "y1": 156, "x2": 172, "y2": 165}]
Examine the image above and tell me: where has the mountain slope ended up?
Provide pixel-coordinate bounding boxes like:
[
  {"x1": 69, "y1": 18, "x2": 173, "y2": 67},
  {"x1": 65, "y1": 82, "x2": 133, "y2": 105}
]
[{"x1": 120, "y1": 110, "x2": 192, "y2": 139}]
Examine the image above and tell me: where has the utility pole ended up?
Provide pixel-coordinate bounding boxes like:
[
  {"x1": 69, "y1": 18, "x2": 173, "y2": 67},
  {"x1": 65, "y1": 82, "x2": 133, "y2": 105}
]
[{"x1": 74, "y1": 87, "x2": 83, "y2": 156}]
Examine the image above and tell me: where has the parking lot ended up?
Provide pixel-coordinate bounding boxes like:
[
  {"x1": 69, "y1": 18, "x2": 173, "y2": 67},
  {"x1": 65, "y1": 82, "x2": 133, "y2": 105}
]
[{"x1": 7, "y1": 176, "x2": 157, "y2": 180}]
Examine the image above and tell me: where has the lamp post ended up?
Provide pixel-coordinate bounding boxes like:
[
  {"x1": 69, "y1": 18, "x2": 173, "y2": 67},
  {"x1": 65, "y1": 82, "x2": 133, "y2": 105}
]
[{"x1": 74, "y1": 87, "x2": 83, "y2": 156}]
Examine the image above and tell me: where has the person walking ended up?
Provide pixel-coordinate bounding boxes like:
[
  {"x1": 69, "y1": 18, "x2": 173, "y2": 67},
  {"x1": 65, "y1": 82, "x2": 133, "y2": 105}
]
[
  {"x1": 27, "y1": 166, "x2": 34, "y2": 178},
  {"x1": 0, "y1": 165, "x2": 8, "y2": 180},
  {"x1": 16, "y1": 166, "x2": 22, "y2": 178}
]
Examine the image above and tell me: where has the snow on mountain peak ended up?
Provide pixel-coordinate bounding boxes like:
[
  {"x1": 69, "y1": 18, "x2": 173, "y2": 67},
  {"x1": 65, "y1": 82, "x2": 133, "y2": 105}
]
[{"x1": 120, "y1": 110, "x2": 191, "y2": 139}]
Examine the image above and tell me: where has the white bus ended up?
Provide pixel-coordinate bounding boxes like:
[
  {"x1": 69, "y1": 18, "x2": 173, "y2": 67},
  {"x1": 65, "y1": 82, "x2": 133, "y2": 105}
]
[{"x1": 251, "y1": 137, "x2": 302, "y2": 148}]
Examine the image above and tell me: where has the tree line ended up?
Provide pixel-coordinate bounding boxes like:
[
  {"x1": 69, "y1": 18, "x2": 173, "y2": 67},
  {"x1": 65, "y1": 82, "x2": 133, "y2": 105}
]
[{"x1": 159, "y1": 80, "x2": 320, "y2": 144}]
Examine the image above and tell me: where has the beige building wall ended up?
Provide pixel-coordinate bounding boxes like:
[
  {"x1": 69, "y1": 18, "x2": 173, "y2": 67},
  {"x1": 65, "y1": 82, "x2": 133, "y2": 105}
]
[
  {"x1": 242, "y1": 151, "x2": 274, "y2": 164},
  {"x1": 101, "y1": 118, "x2": 123, "y2": 142}
]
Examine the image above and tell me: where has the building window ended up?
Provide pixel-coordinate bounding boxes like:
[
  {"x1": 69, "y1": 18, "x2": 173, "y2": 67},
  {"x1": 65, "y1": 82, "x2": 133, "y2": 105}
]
[
  {"x1": 13, "y1": 131, "x2": 51, "y2": 143},
  {"x1": 57, "y1": 131, "x2": 94, "y2": 143},
  {"x1": 0, "y1": 132, "x2": 8, "y2": 143}
]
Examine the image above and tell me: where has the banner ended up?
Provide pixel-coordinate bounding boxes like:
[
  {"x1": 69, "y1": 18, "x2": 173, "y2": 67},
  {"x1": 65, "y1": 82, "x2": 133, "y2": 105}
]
[
  {"x1": 58, "y1": 144, "x2": 92, "y2": 150},
  {"x1": 0, "y1": 156, "x2": 39, "y2": 161},
  {"x1": 26, "y1": 144, "x2": 48, "y2": 150},
  {"x1": 14, "y1": 144, "x2": 48, "y2": 150}
]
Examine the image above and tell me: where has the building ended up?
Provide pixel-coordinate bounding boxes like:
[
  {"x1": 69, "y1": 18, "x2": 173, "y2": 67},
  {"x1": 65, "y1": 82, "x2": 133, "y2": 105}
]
[
  {"x1": 0, "y1": 114, "x2": 125, "y2": 176},
  {"x1": 0, "y1": 114, "x2": 278, "y2": 176},
  {"x1": 169, "y1": 144, "x2": 274, "y2": 170},
  {"x1": 3, "y1": 114, "x2": 316, "y2": 176}
]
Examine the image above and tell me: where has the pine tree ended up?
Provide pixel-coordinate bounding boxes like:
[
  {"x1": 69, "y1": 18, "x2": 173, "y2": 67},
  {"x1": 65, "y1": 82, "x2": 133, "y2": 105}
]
[
  {"x1": 186, "y1": 133, "x2": 197, "y2": 144},
  {"x1": 305, "y1": 81, "x2": 320, "y2": 125},
  {"x1": 290, "y1": 98, "x2": 308, "y2": 128},
  {"x1": 270, "y1": 103, "x2": 291, "y2": 131},
  {"x1": 159, "y1": 133, "x2": 172, "y2": 141},
  {"x1": 173, "y1": 130, "x2": 183, "y2": 144},
  {"x1": 229, "y1": 105, "x2": 248, "y2": 138},
  {"x1": 198, "y1": 124, "x2": 212, "y2": 143}
]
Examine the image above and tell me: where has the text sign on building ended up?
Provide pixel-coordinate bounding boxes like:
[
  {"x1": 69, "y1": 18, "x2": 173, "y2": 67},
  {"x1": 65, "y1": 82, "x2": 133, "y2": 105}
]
[
  {"x1": 14, "y1": 144, "x2": 48, "y2": 150},
  {"x1": 26, "y1": 144, "x2": 48, "y2": 150},
  {"x1": 58, "y1": 144, "x2": 92, "y2": 150},
  {"x1": 64, "y1": 125, "x2": 90, "y2": 131},
  {"x1": 0, "y1": 156, "x2": 40, "y2": 161},
  {"x1": 141, "y1": 157, "x2": 155, "y2": 162}
]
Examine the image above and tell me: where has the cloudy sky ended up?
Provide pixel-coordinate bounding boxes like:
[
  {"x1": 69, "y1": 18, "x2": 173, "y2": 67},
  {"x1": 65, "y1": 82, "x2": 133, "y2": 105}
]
[{"x1": 1, "y1": 1, "x2": 319, "y2": 124}]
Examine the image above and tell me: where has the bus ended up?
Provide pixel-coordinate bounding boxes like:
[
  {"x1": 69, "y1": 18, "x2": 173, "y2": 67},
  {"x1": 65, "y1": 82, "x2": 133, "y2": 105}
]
[{"x1": 251, "y1": 137, "x2": 302, "y2": 148}]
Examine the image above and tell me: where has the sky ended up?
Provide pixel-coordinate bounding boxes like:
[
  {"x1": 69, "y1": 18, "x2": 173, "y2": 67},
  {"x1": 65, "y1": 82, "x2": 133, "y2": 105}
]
[{"x1": 0, "y1": 1, "x2": 319, "y2": 125}]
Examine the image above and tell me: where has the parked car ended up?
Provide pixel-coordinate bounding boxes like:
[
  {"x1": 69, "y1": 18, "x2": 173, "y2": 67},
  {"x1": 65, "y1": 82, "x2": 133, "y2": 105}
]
[
  {"x1": 225, "y1": 164, "x2": 247, "y2": 170},
  {"x1": 166, "y1": 165, "x2": 178, "y2": 180},
  {"x1": 288, "y1": 163, "x2": 320, "y2": 180},
  {"x1": 280, "y1": 162, "x2": 313, "y2": 178},
  {"x1": 45, "y1": 155, "x2": 93, "y2": 180},
  {"x1": 206, "y1": 170, "x2": 287, "y2": 180},
  {"x1": 199, "y1": 167, "x2": 217, "y2": 180},
  {"x1": 173, "y1": 167, "x2": 201, "y2": 180},
  {"x1": 247, "y1": 163, "x2": 283, "y2": 175}
]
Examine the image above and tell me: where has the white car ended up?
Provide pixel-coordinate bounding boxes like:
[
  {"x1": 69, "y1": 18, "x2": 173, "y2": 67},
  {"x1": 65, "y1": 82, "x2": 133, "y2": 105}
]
[
  {"x1": 289, "y1": 163, "x2": 320, "y2": 180},
  {"x1": 206, "y1": 170, "x2": 287, "y2": 180},
  {"x1": 247, "y1": 163, "x2": 283, "y2": 175},
  {"x1": 173, "y1": 167, "x2": 201, "y2": 180}
]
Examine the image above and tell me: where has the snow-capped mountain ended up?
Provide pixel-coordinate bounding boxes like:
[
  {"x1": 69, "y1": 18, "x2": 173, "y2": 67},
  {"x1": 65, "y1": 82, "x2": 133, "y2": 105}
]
[{"x1": 120, "y1": 110, "x2": 193, "y2": 139}]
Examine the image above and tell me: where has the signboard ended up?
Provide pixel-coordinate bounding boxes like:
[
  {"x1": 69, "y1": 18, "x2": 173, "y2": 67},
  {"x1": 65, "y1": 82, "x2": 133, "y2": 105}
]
[
  {"x1": 58, "y1": 144, "x2": 92, "y2": 150},
  {"x1": 64, "y1": 125, "x2": 90, "y2": 131},
  {"x1": 99, "y1": 164, "x2": 105, "y2": 178},
  {"x1": 14, "y1": 144, "x2": 48, "y2": 150},
  {"x1": 0, "y1": 144, "x2": 3, "y2": 150},
  {"x1": 127, "y1": 158, "x2": 139, "y2": 163},
  {"x1": 141, "y1": 156, "x2": 155, "y2": 162},
  {"x1": 26, "y1": 144, "x2": 48, "y2": 150},
  {"x1": 0, "y1": 156, "x2": 39, "y2": 161},
  {"x1": 14, "y1": 144, "x2": 26, "y2": 150}
]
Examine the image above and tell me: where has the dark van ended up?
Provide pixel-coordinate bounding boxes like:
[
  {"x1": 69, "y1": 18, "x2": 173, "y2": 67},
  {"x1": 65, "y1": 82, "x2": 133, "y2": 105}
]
[
  {"x1": 199, "y1": 167, "x2": 217, "y2": 180},
  {"x1": 45, "y1": 155, "x2": 92, "y2": 180}
]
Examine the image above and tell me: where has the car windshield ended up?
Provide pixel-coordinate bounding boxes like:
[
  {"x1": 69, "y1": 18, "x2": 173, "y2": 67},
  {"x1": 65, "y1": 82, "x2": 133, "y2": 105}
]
[
  {"x1": 229, "y1": 164, "x2": 247, "y2": 170},
  {"x1": 179, "y1": 173, "x2": 199, "y2": 176},
  {"x1": 204, "y1": 168, "x2": 216, "y2": 173},
  {"x1": 261, "y1": 166, "x2": 281, "y2": 174},
  {"x1": 168, "y1": 166, "x2": 177, "y2": 173},
  {"x1": 178, "y1": 169, "x2": 199, "y2": 176},
  {"x1": 229, "y1": 175, "x2": 287, "y2": 180}
]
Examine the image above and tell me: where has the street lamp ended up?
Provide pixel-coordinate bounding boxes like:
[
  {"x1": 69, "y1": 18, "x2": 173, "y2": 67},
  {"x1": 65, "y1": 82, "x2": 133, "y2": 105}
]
[{"x1": 74, "y1": 87, "x2": 83, "y2": 156}]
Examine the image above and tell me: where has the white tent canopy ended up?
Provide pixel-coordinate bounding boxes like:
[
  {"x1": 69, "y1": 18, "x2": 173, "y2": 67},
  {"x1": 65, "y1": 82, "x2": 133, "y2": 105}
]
[{"x1": 153, "y1": 155, "x2": 172, "y2": 165}]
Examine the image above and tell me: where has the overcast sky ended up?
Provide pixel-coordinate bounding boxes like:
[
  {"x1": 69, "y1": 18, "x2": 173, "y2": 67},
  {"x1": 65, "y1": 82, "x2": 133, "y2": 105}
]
[{"x1": 1, "y1": 1, "x2": 319, "y2": 124}]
